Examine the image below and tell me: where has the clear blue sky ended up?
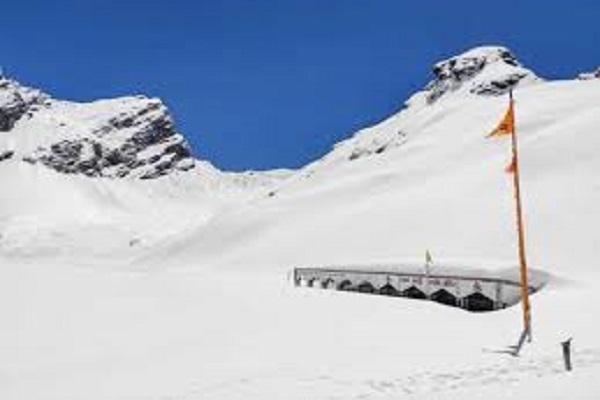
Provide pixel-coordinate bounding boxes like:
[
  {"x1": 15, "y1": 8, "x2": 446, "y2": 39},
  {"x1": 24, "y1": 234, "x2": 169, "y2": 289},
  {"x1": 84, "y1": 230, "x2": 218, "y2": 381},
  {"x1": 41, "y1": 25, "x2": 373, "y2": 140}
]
[{"x1": 1, "y1": 1, "x2": 598, "y2": 171}]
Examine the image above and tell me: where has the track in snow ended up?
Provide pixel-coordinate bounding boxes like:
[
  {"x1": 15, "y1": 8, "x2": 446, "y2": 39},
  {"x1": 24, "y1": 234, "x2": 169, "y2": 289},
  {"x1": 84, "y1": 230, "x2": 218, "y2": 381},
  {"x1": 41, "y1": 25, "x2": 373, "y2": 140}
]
[{"x1": 170, "y1": 347, "x2": 600, "y2": 400}]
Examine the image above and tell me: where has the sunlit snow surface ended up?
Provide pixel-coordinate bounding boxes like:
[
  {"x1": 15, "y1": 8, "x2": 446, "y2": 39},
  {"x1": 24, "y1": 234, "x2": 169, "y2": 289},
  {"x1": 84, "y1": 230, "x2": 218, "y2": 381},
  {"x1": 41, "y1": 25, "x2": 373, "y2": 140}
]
[{"x1": 3, "y1": 58, "x2": 600, "y2": 398}]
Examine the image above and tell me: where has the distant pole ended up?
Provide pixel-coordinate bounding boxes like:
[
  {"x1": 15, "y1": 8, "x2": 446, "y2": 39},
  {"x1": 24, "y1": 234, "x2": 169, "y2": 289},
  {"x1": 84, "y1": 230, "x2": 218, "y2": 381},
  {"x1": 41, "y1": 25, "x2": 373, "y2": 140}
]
[
  {"x1": 509, "y1": 89, "x2": 533, "y2": 341},
  {"x1": 425, "y1": 250, "x2": 432, "y2": 298},
  {"x1": 561, "y1": 338, "x2": 573, "y2": 371}
]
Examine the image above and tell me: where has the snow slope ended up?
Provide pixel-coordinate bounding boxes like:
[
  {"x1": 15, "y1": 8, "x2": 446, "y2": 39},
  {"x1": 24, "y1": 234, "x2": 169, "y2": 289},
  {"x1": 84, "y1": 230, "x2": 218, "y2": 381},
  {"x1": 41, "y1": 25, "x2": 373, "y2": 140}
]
[
  {"x1": 3, "y1": 46, "x2": 600, "y2": 399},
  {"x1": 0, "y1": 74, "x2": 293, "y2": 260}
]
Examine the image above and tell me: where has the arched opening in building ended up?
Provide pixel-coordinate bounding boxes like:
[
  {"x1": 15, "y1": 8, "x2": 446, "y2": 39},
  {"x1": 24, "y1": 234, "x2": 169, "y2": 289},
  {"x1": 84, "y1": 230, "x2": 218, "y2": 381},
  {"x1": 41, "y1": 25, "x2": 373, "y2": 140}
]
[
  {"x1": 430, "y1": 288, "x2": 457, "y2": 307},
  {"x1": 337, "y1": 280, "x2": 353, "y2": 291},
  {"x1": 402, "y1": 286, "x2": 427, "y2": 299},
  {"x1": 357, "y1": 281, "x2": 376, "y2": 293},
  {"x1": 462, "y1": 292, "x2": 494, "y2": 312},
  {"x1": 378, "y1": 283, "x2": 399, "y2": 296},
  {"x1": 306, "y1": 278, "x2": 316, "y2": 288},
  {"x1": 320, "y1": 278, "x2": 334, "y2": 289}
]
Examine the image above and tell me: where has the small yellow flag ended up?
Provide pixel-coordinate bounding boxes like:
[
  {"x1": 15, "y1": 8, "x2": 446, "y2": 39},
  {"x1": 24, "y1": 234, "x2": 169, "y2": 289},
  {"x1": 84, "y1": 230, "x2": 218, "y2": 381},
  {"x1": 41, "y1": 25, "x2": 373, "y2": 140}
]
[{"x1": 487, "y1": 100, "x2": 515, "y2": 138}]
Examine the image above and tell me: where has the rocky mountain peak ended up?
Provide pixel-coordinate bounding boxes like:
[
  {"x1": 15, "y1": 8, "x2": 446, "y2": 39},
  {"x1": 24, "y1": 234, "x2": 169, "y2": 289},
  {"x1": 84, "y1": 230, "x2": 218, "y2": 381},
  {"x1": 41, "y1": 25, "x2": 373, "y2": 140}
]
[
  {"x1": 0, "y1": 77, "x2": 196, "y2": 179},
  {"x1": 320, "y1": 46, "x2": 542, "y2": 168},
  {"x1": 422, "y1": 46, "x2": 539, "y2": 104}
]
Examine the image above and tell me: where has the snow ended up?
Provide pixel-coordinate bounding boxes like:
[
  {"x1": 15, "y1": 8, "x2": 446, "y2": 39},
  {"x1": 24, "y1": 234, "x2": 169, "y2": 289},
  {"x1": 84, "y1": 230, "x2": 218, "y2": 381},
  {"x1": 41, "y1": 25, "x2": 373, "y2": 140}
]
[{"x1": 3, "y1": 48, "x2": 600, "y2": 399}]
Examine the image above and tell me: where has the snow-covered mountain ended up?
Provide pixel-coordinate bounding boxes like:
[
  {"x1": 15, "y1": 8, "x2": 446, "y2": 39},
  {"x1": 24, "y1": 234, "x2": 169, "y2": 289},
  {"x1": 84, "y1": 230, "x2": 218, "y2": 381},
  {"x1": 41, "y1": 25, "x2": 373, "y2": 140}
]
[
  {"x1": 298, "y1": 46, "x2": 539, "y2": 170},
  {"x1": 0, "y1": 46, "x2": 536, "y2": 183},
  {"x1": 146, "y1": 45, "x2": 599, "y2": 277},
  {"x1": 3, "y1": 46, "x2": 600, "y2": 400},
  {"x1": 0, "y1": 76, "x2": 199, "y2": 179},
  {"x1": 0, "y1": 73, "x2": 293, "y2": 259}
]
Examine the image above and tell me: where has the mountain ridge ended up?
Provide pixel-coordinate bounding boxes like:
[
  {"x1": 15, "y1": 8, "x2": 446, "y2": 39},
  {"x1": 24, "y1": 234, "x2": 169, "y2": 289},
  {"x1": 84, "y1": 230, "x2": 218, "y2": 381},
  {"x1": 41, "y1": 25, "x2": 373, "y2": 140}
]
[{"x1": 0, "y1": 45, "x2": 582, "y2": 185}]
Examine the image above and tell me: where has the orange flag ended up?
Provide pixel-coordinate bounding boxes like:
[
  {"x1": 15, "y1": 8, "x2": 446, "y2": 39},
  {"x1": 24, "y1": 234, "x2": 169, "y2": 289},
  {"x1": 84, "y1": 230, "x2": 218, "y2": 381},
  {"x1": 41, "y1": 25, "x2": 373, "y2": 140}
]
[{"x1": 487, "y1": 100, "x2": 515, "y2": 138}]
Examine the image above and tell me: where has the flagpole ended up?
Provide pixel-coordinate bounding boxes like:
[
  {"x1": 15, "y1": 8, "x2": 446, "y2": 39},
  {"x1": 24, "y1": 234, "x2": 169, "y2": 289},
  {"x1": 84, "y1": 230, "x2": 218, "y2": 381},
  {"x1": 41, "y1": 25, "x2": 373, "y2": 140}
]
[
  {"x1": 425, "y1": 250, "x2": 431, "y2": 299},
  {"x1": 509, "y1": 89, "x2": 532, "y2": 341}
]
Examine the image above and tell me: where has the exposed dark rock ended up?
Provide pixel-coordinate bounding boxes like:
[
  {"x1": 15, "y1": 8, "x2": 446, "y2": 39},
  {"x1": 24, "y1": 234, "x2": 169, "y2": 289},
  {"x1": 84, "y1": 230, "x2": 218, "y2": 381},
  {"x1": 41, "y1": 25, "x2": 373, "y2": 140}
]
[
  {"x1": 0, "y1": 78, "x2": 47, "y2": 131},
  {"x1": 471, "y1": 72, "x2": 529, "y2": 95},
  {"x1": 348, "y1": 144, "x2": 386, "y2": 161},
  {"x1": 578, "y1": 67, "x2": 600, "y2": 80},
  {"x1": 0, "y1": 150, "x2": 14, "y2": 162},
  {"x1": 348, "y1": 151, "x2": 362, "y2": 161},
  {"x1": 374, "y1": 145, "x2": 386, "y2": 154},
  {"x1": 423, "y1": 47, "x2": 535, "y2": 104},
  {"x1": 21, "y1": 97, "x2": 195, "y2": 179},
  {"x1": 27, "y1": 133, "x2": 196, "y2": 179},
  {"x1": 1, "y1": 73, "x2": 197, "y2": 179}
]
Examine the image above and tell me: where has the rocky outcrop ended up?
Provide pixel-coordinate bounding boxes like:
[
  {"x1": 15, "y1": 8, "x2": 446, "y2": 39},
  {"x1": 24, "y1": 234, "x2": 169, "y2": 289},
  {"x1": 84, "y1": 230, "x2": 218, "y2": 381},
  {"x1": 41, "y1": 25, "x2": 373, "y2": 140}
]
[
  {"x1": 469, "y1": 72, "x2": 530, "y2": 96},
  {"x1": 578, "y1": 67, "x2": 600, "y2": 80},
  {"x1": 0, "y1": 75, "x2": 196, "y2": 179},
  {"x1": 423, "y1": 47, "x2": 538, "y2": 104},
  {"x1": 24, "y1": 134, "x2": 193, "y2": 178},
  {"x1": 347, "y1": 130, "x2": 407, "y2": 162},
  {"x1": 0, "y1": 77, "x2": 48, "y2": 131},
  {"x1": 0, "y1": 150, "x2": 14, "y2": 162}
]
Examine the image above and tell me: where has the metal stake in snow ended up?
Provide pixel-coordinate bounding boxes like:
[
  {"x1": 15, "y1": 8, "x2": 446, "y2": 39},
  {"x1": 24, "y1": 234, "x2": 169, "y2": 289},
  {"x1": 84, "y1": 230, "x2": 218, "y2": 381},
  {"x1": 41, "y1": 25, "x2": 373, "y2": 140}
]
[
  {"x1": 561, "y1": 338, "x2": 573, "y2": 371},
  {"x1": 487, "y1": 89, "x2": 533, "y2": 349}
]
